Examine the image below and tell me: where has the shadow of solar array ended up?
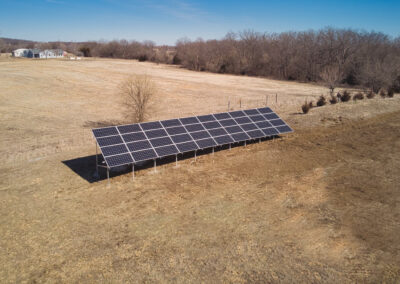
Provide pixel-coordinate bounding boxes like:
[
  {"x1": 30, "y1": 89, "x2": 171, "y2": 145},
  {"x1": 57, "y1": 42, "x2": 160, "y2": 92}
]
[{"x1": 92, "y1": 107, "x2": 293, "y2": 168}]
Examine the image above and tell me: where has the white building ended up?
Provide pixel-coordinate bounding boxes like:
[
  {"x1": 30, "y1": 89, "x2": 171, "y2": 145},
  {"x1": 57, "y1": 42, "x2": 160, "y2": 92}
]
[
  {"x1": 12, "y1": 48, "x2": 65, "y2": 59},
  {"x1": 39, "y1": 49, "x2": 65, "y2": 59},
  {"x1": 12, "y1": 48, "x2": 29, "y2": 57}
]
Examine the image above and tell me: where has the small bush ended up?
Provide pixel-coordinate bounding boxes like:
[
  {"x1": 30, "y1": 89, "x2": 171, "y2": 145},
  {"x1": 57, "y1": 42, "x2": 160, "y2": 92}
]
[
  {"x1": 387, "y1": 88, "x2": 394, "y2": 98},
  {"x1": 353, "y1": 92, "x2": 364, "y2": 101},
  {"x1": 138, "y1": 54, "x2": 148, "y2": 62},
  {"x1": 366, "y1": 91, "x2": 375, "y2": 99},
  {"x1": 336, "y1": 92, "x2": 342, "y2": 102},
  {"x1": 329, "y1": 94, "x2": 338, "y2": 104},
  {"x1": 341, "y1": 91, "x2": 351, "y2": 102},
  {"x1": 309, "y1": 101, "x2": 314, "y2": 108},
  {"x1": 379, "y1": 89, "x2": 387, "y2": 98},
  {"x1": 302, "y1": 101, "x2": 310, "y2": 114},
  {"x1": 316, "y1": 95, "x2": 326, "y2": 107}
]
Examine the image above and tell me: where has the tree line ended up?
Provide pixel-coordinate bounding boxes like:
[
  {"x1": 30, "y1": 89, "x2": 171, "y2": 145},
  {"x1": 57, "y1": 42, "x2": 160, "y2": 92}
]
[{"x1": 1, "y1": 28, "x2": 399, "y2": 92}]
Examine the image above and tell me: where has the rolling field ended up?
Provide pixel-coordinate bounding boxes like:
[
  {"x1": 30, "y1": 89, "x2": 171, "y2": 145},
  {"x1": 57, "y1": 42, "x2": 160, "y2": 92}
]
[{"x1": 0, "y1": 56, "x2": 400, "y2": 282}]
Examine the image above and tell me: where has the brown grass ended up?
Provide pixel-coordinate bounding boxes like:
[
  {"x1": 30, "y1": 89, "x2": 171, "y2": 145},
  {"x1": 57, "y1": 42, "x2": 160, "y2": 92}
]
[{"x1": 1, "y1": 57, "x2": 400, "y2": 282}]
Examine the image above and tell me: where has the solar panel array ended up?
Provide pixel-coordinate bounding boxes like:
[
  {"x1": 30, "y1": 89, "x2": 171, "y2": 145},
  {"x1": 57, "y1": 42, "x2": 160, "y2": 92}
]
[{"x1": 92, "y1": 107, "x2": 293, "y2": 168}]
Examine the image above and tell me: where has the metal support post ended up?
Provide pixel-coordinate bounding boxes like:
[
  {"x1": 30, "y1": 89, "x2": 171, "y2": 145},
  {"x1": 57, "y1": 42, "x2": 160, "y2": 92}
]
[
  {"x1": 245, "y1": 140, "x2": 247, "y2": 147},
  {"x1": 95, "y1": 142, "x2": 98, "y2": 174},
  {"x1": 107, "y1": 168, "x2": 110, "y2": 185},
  {"x1": 175, "y1": 154, "x2": 178, "y2": 167},
  {"x1": 212, "y1": 147, "x2": 214, "y2": 156},
  {"x1": 132, "y1": 164, "x2": 135, "y2": 180},
  {"x1": 194, "y1": 150, "x2": 197, "y2": 162},
  {"x1": 153, "y1": 159, "x2": 157, "y2": 173},
  {"x1": 229, "y1": 143, "x2": 231, "y2": 151}
]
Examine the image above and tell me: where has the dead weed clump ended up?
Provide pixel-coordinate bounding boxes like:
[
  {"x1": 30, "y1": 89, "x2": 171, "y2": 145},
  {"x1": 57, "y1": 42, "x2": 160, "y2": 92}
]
[
  {"x1": 366, "y1": 91, "x2": 375, "y2": 99},
  {"x1": 329, "y1": 94, "x2": 338, "y2": 104},
  {"x1": 353, "y1": 92, "x2": 364, "y2": 101},
  {"x1": 387, "y1": 88, "x2": 394, "y2": 98},
  {"x1": 380, "y1": 89, "x2": 387, "y2": 98},
  {"x1": 302, "y1": 101, "x2": 311, "y2": 114},
  {"x1": 316, "y1": 95, "x2": 327, "y2": 107},
  {"x1": 341, "y1": 91, "x2": 351, "y2": 102}
]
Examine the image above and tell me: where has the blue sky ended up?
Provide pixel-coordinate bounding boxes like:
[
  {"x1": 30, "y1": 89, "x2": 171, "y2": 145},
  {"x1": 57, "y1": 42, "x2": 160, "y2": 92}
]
[{"x1": 1, "y1": 0, "x2": 399, "y2": 45}]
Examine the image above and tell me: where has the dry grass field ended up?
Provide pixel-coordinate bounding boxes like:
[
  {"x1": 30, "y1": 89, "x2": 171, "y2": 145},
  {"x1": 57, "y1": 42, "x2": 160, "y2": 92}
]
[{"x1": 0, "y1": 56, "x2": 400, "y2": 282}]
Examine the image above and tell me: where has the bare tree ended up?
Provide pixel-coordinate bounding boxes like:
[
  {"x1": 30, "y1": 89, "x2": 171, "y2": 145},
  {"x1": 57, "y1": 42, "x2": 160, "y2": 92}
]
[
  {"x1": 120, "y1": 75, "x2": 156, "y2": 123},
  {"x1": 320, "y1": 65, "x2": 342, "y2": 94}
]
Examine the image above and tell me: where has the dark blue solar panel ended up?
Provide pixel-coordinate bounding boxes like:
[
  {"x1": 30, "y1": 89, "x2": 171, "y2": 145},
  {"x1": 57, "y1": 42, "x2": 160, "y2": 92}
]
[
  {"x1": 213, "y1": 112, "x2": 230, "y2": 120},
  {"x1": 160, "y1": 119, "x2": 181, "y2": 128},
  {"x1": 257, "y1": 107, "x2": 273, "y2": 114},
  {"x1": 165, "y1": 126, "x2": 187, "y2": 135},
  {"x1": 105, "y1": 153, "x2": 133, "y2": 167},
  {"x1": 176, "y1": 141, "x2": 198, "y2": 152},
  {"x1": 101, "y1": 144, "x2": 129, "y2": 157},
  {"x1": 229, "y1": 110, "x2": 246, "y2": 118},
  {"x1": 214, "y1": 135, "x2": 234, "y2": 144},
  {"x1": 270, "y1": 119, "x2": 285, "y2": 126},
  {"x1": 122, "y1": 132, "x2": 146, "y2": 142},
  {"x1": 249, "y1": 115, "x2": 265, "y2": 122},
  {"x1": 97, "y1": 135, "x2": 123, "y2": 147},
  {"x1": 117, "y1": 124, "x2": 141, "y2": 134},
  {"x1": 264, "y1": 113, "x2": 279, "y2": 120},
  {"x1": 196, "y1": 138, "x2": 217, "y2": 149},
  {"x1": 234, "y1": 116, "x2": 252, "y2": 124},
  {"x1": 243, "y1": 109, "x2": 259, "y2": 115},
  {"x1": 132, "y1": 149, "x2": 157, "y2": 162},
  {"x1": 240, "y1": 123, "x2": 258, "y2": 131},
  {"x1": 140, "y1": 121, "x2": 163, "y2": 130},
  {"x1": 246, "y1": 129, "x2": 264, "y2": 139},
  {"x1": 276, "y1": 125, "x2": 293, "y2": 133},
  {"x1": 93, "y1": 107, "x2": 292, "y2": 168},
  {"x1": 150, "y1": 137, "x2": 173, "y2": 147},
  {"x1": 126, "y1": 140, "x2": 152, "y2": 151},
  {"x1": 171, "y1": 133, "x2": 193, "y2": 143},
  {"x1": 231, "y1": 132, "x2": 250, "y2": 142},
  {"x1": 145, "y1": 129, "x2": 168, "y2": 139},
  {"x1": 93, "y1": 127, "x2": 118, "y2": 138},
  {"x1": 155, "y1": 145, "x2": 179, "y2": 157},
  {"x1": 208, "y1": 128, "x2": 228, "y2": 137},
  {"x1": 190, "y1": 131, "x2": 210, "y2": 140},
  {"x1": 225, "y1": 125, "x2": 243, "y2": 134},
  {"x1": 256, "y1": 121, "x2": 272, "y2": 128},
  {"x1": 261, "y1": 128, "x2": 279, "y2": 136},
  {"x1": 180, "y1": 117, "x2": 199, "y2": 125},
  {"x1": 219, "y1": 119, "x2": 237, "y2": 127},
  {"x1": 185, "y1": 123, "x2": 205, "y2": 132},
  {"x1": 202, "y1": 121, "x2": 221, "y2": 130},
  {"x1": 197, "y1": 114, "x2": 215, "y2": 122}
]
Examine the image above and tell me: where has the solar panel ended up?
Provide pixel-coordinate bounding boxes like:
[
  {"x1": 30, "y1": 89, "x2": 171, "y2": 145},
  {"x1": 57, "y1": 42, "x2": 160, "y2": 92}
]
[
  {"x1": 92, "y1": 107, "x2": 292, "y2": 168},
  {"x1": 155, "y1": 145, "x2": 179, "y2": 157},
  {"x1": 185, "y1": 123, "x2": 205, "y2": 132},
  {"x1": 117, "y1": 124, "x2": 141, "y2": 134},
  {"x1": 196, "y1": 138, "x2": 217, "y2": 149},
  {"x1": 106, "y1": 153, "x2": 133, "y2": 167},
  {"x1": 132, "y1": 149, "x2": 157, "y2": 162},
  {"x1": 160, "y1": 119, "x2": 181, "y2": 128},
  {"x1": 93, "y1": 126, "x2": 118, "y2": 138},
  {"x1": 165, "y1": 126, "x2": 187, "y2": 135},
  {"x1": 176, "y1": 141, "x2": 198, "y2": 152}
]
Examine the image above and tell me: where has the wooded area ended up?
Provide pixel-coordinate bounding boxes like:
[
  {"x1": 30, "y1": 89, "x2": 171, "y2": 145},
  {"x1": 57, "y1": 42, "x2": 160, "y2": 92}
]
[{"x1": 2, "y1": 28, "x2": 399, "y2": 92}]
